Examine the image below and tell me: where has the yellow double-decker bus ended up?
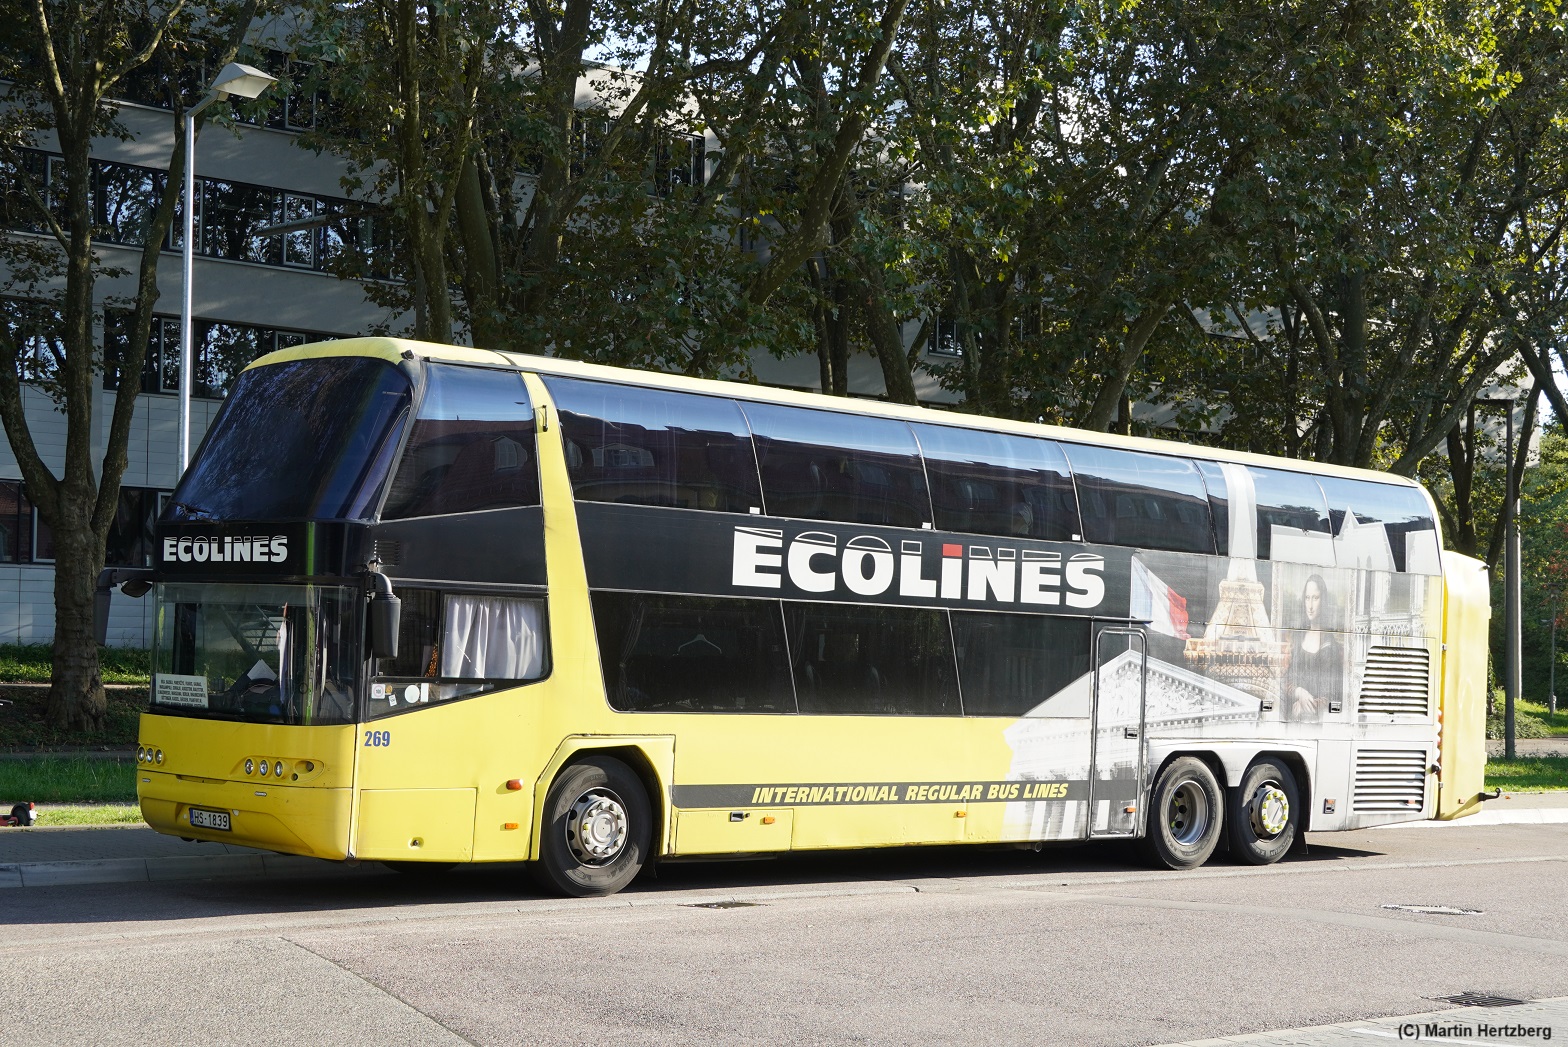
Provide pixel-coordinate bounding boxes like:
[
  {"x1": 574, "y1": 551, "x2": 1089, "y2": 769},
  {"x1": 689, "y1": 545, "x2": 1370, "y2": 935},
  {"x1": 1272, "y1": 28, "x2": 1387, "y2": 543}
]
[{"x1": 110, "y1": 337, "x2": 1491, "y2": 896}]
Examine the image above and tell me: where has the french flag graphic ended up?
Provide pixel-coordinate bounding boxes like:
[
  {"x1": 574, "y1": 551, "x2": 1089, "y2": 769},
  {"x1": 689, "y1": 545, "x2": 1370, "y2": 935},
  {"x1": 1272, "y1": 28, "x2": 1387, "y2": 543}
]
[{"x1": 1131, "y1": 558, "x2": 1189, "y2": 639}]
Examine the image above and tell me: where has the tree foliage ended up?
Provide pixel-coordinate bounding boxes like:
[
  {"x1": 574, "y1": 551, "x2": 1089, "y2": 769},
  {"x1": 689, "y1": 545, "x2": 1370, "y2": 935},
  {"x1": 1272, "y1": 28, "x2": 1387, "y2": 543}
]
[{"x1": 0, "y1": 0, "x2": 257, "y2": 729}]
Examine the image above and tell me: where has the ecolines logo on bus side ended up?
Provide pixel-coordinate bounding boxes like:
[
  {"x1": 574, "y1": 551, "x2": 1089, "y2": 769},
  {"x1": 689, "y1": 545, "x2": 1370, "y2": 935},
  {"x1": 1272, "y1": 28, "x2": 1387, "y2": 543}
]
[
  {"x1": 161, "y1": 535, "x2": 289, "y2": 564},
  {"x1": 730, "y1": 527, "x2": 1106, "y2": 607}
]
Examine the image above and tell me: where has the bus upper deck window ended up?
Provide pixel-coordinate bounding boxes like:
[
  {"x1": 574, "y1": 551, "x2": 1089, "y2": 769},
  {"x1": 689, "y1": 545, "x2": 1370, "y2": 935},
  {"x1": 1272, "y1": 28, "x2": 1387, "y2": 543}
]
[
  {"x1": 914, "y1": 424, "x2": 1081, "y2": 542},
  {"x1": 382, "y1": 365, "x2": 539, "y2": 519},
  {"x1": 1316, "y1": 476, "x2": 1441, "y2": 574},
  {"x1": 1063, "y1": 445, "x2": 1213, "y2": 554},
  {"x1": 546, "y1": 378, "x2": 762, "y2": 514},
  {"x1": 744, "y1": 404, "x2": 930, "y2": 528},
  {"x1": 1249, "y1": 467, "x2": 1333, "y2": 565}
]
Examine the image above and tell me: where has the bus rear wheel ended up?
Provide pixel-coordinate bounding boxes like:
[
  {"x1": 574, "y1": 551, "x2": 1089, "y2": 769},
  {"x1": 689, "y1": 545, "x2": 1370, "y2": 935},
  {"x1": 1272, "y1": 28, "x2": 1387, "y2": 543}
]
[
  {"x1": 1228, "y1": 759, "x2": 1300, "y2": 866},
  {"x1": 1140, "y1": 756, "x2": 1223, "y2": 870},
  {"x1": 532, "y1": 756, "x2": 651, "y2": 898}
]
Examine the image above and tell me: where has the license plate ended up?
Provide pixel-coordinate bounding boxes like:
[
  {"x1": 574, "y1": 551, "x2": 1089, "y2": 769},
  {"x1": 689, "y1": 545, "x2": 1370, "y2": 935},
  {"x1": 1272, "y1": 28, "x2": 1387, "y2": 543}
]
[{"x1": 189, "y1": 808, "x2": 231, "y2": 831}]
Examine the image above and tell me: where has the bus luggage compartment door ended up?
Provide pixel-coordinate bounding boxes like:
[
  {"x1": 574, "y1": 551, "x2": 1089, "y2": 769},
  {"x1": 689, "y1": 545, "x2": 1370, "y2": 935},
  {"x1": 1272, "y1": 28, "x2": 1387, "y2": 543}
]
[
  {"x1": 1089, "y1": 626, "x2": 1147, "y2": 837},
  {"x1": 355, "y1": 788, "x2": 477, "y2": 862}
]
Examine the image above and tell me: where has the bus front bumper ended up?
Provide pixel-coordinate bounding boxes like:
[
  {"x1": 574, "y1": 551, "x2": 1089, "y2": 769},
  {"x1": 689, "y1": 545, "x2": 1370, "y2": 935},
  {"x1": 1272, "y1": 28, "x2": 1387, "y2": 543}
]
[{"x1": 138, "y1": 771, "x2": 351, "y2": 860}]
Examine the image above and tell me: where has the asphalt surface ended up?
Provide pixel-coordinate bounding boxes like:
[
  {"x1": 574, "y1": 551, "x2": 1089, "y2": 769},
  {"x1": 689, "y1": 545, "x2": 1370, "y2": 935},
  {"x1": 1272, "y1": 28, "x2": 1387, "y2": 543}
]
[
  {"x1": 2, "y1": 790, "x2": 1565, "y2": 889},
  {"x1": 2, "y1": 794, "x2": 1568, "y2": 1045}
]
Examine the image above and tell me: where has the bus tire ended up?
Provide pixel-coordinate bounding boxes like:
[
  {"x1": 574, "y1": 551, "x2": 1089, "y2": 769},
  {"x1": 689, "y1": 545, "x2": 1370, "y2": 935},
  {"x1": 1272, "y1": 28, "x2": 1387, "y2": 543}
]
[
  {"x1": 532, "y1": 756, "x2": 651, "y2": 898},
  {"x1": 1228, "y1": 759, "x2": 1299, "y2": 866},
  {"x1": 1140, "y1": 756, "x2": 1223, "y2": 870}
]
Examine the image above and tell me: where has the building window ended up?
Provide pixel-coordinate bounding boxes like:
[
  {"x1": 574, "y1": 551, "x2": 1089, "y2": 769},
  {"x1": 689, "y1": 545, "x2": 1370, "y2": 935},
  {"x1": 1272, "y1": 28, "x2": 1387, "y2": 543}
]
[
  {"x1": 1, "y1": 298, "x2": 63, "y2": 386},
  {"x1": 112, "y1": 46, "x2": 330, "y2": 133},
  {"x1": 929, "y1": 315, "x2": 964, "y2": 358},
  {"x1": 6, "y1": 149, "x2": 396, "y2": 280},
  {"x1": 103, "y1": 311, "x2": 341, "y2": 398},
  {"x1": 0, "y1": 482, "x2": 37, "y2": 564}
]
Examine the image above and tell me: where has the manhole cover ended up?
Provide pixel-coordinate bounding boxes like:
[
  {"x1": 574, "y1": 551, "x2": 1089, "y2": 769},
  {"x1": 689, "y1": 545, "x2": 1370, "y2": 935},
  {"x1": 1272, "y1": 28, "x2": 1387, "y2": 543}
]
[
  {"x1": 686, "y1": 901, "x2": 762, "y2": 910},
  {"x1": 1381, "y1": 904, "x2": 1483, "y2": 916},
  {"x1": 1430, "y1": 992, "x2": 1528, "y2": 1008}
]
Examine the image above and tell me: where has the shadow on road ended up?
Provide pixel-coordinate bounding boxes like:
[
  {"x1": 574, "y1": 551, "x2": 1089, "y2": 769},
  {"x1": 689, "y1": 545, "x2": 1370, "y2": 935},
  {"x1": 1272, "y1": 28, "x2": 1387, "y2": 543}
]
[{"x1": 0, "y1": 832, "x2": 1389, "y2": 930}]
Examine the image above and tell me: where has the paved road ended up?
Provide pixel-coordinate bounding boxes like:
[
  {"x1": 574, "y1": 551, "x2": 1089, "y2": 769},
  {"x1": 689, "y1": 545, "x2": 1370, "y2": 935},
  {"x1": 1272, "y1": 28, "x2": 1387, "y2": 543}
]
[{"x1": 4, "y1": 814, "x2": 1568, "y2": 1046}]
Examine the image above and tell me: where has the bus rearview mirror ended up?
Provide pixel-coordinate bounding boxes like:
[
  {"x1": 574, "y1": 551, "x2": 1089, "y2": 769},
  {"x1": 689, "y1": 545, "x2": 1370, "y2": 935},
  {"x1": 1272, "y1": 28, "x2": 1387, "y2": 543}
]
[{"x1": 369, "y1": 590, "x2": 401, "y2": 660}]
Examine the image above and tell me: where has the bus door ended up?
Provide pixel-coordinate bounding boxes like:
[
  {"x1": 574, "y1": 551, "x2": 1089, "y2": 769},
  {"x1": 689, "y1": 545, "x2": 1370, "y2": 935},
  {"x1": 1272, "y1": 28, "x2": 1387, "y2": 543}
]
[{"x1": 1089, "y1": 625, "x2": 1147, "y2": 838}]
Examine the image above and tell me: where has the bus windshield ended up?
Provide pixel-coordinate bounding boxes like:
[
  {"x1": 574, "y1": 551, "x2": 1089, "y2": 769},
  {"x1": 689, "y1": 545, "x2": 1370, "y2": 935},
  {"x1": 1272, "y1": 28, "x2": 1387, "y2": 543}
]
[
  {"x1": 151, "y1": 582, "x2": 360, "y2": 725},
  {"x1": 166, "y1": 357, "x2": 412, "y2": 523}
]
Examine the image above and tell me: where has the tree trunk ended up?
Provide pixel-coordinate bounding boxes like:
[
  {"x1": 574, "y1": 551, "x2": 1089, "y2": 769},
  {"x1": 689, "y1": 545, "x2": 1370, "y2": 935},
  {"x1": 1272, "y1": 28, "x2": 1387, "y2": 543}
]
[{"x1": 45, "y1": 486, "x2": 107, "y2": 730}]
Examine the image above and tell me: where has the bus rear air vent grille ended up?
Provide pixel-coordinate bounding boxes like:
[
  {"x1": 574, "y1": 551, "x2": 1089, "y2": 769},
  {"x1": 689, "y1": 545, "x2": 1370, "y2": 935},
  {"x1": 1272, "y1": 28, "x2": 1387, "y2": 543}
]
[
  {"x1": 1357, "y1": 646, "x2": 1430, "y2": 716},
  {"x1": 1352, "y1": 748, "x2": 1427, "y2": 812},
  {"x1": 374, "y1": 539, "x2": 402, "y2": 567}
]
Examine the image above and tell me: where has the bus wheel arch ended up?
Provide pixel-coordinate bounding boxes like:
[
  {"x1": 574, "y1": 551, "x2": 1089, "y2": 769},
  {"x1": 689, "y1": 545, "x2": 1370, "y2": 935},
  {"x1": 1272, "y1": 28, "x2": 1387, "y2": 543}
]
[
  {"x1": 531, "y1": 753, "x2": 654, "y2": 897},
  {"x1": 1227, "y1": 755, "x2": 1305, "y2": 866},
  {"x1": 1140, "y1": 753, "x2": 1225, "y2": 870}
]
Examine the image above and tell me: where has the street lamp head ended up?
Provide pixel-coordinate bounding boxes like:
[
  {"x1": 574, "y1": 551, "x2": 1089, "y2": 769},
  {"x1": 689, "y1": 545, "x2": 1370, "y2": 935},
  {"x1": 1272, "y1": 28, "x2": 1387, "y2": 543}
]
[{"x1": 210, "y1": 62, "x2": 278, "y2": 100}]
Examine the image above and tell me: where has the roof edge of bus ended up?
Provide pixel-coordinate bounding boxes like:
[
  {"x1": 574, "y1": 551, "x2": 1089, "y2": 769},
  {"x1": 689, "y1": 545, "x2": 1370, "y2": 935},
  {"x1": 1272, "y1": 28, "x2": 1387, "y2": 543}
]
[{"x1": 250, "y1": 336, "x2": 1423, "y2": 489}]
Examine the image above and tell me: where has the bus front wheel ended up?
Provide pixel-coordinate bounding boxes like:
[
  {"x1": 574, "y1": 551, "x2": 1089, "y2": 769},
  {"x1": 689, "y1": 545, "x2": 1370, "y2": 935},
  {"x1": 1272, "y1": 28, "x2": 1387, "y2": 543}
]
[
  {"x1": 532, "y1": 756, "x2": 651, "y2": 898},
  {"x1": 1140, "y1": 756, "x2": 1223, "y2": 870},
  {"x1": 1227, "y1": 759, "x2": 1300, "y2": 866}
]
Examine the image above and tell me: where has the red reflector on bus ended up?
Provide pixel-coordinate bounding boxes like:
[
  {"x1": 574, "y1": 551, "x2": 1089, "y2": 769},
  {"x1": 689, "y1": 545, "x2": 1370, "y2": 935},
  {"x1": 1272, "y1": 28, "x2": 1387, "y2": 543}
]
[{"x1": 506, "y1": 780, "x2": 523, "y2": 791}]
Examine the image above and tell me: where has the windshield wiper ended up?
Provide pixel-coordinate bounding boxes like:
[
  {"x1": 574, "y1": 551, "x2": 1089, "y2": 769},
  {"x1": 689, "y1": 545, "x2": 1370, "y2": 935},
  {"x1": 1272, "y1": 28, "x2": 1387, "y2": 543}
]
[{"x1": 172, "y1": 500, "x2": 217, "y2": 521}]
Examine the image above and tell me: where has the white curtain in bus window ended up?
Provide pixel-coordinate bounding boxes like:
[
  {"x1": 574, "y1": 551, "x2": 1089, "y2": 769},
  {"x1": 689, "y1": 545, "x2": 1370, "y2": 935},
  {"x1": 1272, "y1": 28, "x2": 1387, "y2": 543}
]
[
  {"x1": 744, "y1": 403, "x2": 930, "y2": 528},
  {"x1": 1062, "y1": 445, "x2": 1214, "y2": 554},
  {"x1": 382, "y1": 364, "x2": 538, "y2": 519},
  {"x1": 913, "y1": 424, "x2": 1082, "y2": 542},
  {"x1": 1248, "y1": 467, "x2": 1334, "y2": 565},
  {"x1": 441, "y1": 595, "x2": 545, "y2": 680},
  {"x1": 545, "y1": 377, "x2": 761, "y2": 512}
]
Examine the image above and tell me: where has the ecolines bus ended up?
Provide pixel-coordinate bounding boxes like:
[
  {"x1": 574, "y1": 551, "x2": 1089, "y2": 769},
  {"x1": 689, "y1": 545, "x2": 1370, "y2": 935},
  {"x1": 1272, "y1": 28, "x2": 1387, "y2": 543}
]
[{"x1": 106, "y1": 337, "x2": 1490, "y2": 896}]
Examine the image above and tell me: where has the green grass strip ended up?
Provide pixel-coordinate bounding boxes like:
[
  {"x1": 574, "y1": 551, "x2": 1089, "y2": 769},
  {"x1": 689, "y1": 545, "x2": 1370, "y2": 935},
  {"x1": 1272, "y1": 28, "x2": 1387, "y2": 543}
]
[
  {"x1": 31, "y1": 804, "x2": 143, "y2": 826},
  {"x1": 0, "y1": 643, "x2": 150, "y2": 685},
  {"x1": 0, "y1": 757, "x2": 137, "y2": 803},
  {"x1": 1484, "y1": 756, "x2": 1568, "y2": 792}
]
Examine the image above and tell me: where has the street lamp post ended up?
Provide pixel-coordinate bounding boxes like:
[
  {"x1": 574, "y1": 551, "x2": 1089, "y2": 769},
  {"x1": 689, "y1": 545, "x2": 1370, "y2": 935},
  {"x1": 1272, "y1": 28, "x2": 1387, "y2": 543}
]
[
  {"x1": 1548, "y1": 586, "x2": 1561, "y2": 718},
  {"x1": 179, "y1": 62, "x2": 278, "y2": 473},
  {"x1": 1474, "y1": 397, "x2": 1521, "y2": 759}
]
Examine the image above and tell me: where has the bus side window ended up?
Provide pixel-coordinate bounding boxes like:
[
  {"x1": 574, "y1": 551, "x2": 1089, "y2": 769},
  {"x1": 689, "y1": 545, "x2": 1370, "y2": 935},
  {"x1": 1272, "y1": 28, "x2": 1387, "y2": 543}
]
[
  {"x1": 914, "y1": 424, "x2": 1082, "y2": 542},
  {"x1": 951, "y1": 612, "x2": 1091, "y2": 716},
  {"x1": 546, "y1": 378, "x2": 761, "y2": 513},
  {"x1": 1317, "y1": 476, "x2": 1440, "y2": 574},
  {"x1": 1249, "y1": 467, "x2": 1333, "y2": 565},
  {"x1": 1063, "y1": 445, "x2": 1213, "y2": 554},
  {"x1": 382, "y1": 365, "x2": 539, "y2": 519},
  {"x1": 591, "y1": 592, "x2": 794, "y2": 713},
  {"x1": 784, "y1": 602, "x2": 958, "y2": 716},
  {"x1": 1194, "y1": 461, "x2": 1229, "y2": 557},
  {"x1": 370, "y1": 589, "x2": 546, "y2": 716},
  {"x1": 440, "y1": 594, "x2": 546, "y2": 680},
  {"x1": 374, "y1": 587, "x2": 440, "y2": 678},
  {"x1": 745, "y1": 404, "x2": 930, "y2": 528}
]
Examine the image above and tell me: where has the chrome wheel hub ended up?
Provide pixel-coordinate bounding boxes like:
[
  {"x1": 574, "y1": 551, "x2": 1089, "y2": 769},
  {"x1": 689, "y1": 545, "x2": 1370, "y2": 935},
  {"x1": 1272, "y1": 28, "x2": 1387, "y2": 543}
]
[
  {"x1": 1250, "y1": 784, "x2": 1289, "y2": 839},
  {"x1": 567, "y1": 789, "x2": 628, "y2": 865},
  {"x1": 1168, "y1": 780, "x2": 1211, "y2": 845}
]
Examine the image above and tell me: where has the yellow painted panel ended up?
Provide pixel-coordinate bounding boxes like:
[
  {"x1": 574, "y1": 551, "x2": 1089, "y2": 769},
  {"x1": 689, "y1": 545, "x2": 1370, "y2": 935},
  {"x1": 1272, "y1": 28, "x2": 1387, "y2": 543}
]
[
  {"x1": 792, "y1": 803, "x2": 968, "y2": 849},
  {"x1": 675, "y1": 808, "x2": 794, "y2": 854},
  {"x1": 138, "y1": 774, "x2": 352, "y2": 858},
  {"x1": 356, "y1": 788, "x2": 477, "y2": 861},
  {"x1": 1437, "y1": 551, "x2": 1491, "y2": 819}
]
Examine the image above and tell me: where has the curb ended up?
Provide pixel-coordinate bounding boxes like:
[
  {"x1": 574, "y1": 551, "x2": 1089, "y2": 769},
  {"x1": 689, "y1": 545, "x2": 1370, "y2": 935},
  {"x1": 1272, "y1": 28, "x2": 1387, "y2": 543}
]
[
  {"x1": 0, "y1": 851, "x2": 346, "y2": 889},
  {"x1": 1374, "y1": 807, "x2": 1568, "y2": 828}
]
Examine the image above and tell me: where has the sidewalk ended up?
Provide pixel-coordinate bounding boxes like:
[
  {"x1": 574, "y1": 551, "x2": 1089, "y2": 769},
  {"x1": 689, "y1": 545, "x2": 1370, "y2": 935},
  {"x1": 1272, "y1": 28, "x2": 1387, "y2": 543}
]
[
  {"x1": 0, "y1": 822, "x2": 362, "y2": 888},
  {"x1": 1488, "y1": 737, "x2": 1568, "y2": 758},
  {"x1": 3, "y1": 791, "x2": 1568, "y2": 891}
]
